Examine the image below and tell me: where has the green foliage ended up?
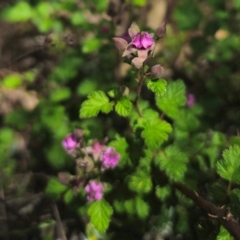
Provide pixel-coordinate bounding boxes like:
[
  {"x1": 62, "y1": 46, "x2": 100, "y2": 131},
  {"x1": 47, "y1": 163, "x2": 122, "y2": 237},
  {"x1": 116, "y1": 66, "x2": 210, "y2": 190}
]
[
  {"x1": 2, "y1": 2, "x2": 33, "y2": 22},
  {"x1": 80, "y1": 91, "x2": 114, "y2": 118},
  {"x1": 155, "y1": 186, "x2": 171, "y2": 201},
  {"x1": 82, "y1": 38, "x2": 102, "y2": 53},
  {"x1": 50, "y1": 87, "x2": 71, "y2": 102},
  {"x1": 216, "y1": 145, "x2": 240, "y2": 184},
  {"x1": 128, "y1": 170, "x2": 152, "y2": 194},
  {"x1": 45, "y1": 177, "x2": 68, "y2": 198},
  {"x1": 88, "y1": 199, "x2": 113, "y2": 233},
  {"x1": 156, "y1": 80, "x2": 186, "y2": 119},
  {"x1": 174, "y1": 0, "x2": 203, "y2": 30},
  {"x1": 216, "y1": 226, "x2": 233, "y2": 240},
  {"x1": 109, "y1": 136, "x2": 130, "y2": 167},
  {"x1": 2, "y1": 74, "x2": 22, "y2": 88},
  {"x1": 147, "y1": 79, "x2": 167, "y2": 96},
  {"x1": 136, "y1": 118, "x2": 172, "y2": 150},
  {"x1": 135, "y1": 197, "x2": 150, "y2": 219},
  {"x1": 115, "y1": 96, "x2": 133, "y2": 117},
  {"x1": 156, "y1": 146, "x2": 188, "y2": 181}
]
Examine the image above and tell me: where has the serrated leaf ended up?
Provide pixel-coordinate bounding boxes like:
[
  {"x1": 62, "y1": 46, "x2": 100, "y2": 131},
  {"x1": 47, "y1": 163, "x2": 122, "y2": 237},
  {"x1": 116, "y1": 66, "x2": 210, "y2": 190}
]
[
  {"x1": 128, "y1": 170, "x2": 152, "y2": 194},
  {"x1": 141, "y1": 119, "x2": 172, "y2": 149},
  {"x1": 109, "y1": 135, "x2": 130, "y2": 167},
  {"x1": 115, "y1": 96, "x2": 132, "y2": 117},
  {"x1": 80, "y1": 91, "x2": 113, "y2": 118},
  {"x1": 156, "y1": 80, "x2": 186, "y2": 119},
  {"x1": 155, "y1": 186, "x2": 171, "y2": 201},
  {"x1": 147, "y1": 79, "x2": 167, "y2": 96},
  {"x1": 216, "y1": 145, "x2": 240, "y2": 184},
  {"x1": 135, "y1": 197, "x2": 149, "y2": 219},
  {"x1": 45, "y1": 177, "x2": 68, "y2": 198},
  {"x1": 175, "y1": 109, "x2": 200, "y2": 132},
  {"x1": 88, "y1": 199, "x2": 113, "y2": 233},
  {"x1": 156, "y1": 146, "x2": 188, "y2": 181},
  {"x1": 216, "y1": 226, "x2": 233, "y2": 240}
]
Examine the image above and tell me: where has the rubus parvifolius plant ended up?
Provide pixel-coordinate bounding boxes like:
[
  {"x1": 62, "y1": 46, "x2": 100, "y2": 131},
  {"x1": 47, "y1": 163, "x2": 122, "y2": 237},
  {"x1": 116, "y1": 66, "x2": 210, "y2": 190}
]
[{"x1": 46, "y1": 22, "x2": 240, "y2": 239}]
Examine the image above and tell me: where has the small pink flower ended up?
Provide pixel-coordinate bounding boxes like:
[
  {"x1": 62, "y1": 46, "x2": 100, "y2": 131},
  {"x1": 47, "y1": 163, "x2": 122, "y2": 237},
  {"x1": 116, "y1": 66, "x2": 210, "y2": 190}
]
[
  {"x1": 101, "y1": 147, "x2": 120, "y2": 169},
  {"x1": 131, "y1": 32, "x2": 154, "y2": 49},
  {"x1": 85, "y1": 180, "x2": 104, "y2": 201},
  {"x1": 62, "y1": 133, "x2": 79, "y2": 150},
  {"x1": 86, "y1": 141, "x2": 106, "y2": 161},
  {"x1": 187, "y1": 94, "x2": 195, "y2": 107}
]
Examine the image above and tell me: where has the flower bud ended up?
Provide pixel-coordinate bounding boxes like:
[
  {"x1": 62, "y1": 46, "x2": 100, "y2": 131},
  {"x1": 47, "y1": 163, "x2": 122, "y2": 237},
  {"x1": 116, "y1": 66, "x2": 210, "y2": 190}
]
[
  {"x1": 154, "y1": 22, "x2": 166, "y2": 40},
  {"x1": 151, "y1": 64, "x2": 164, "y2": 78}
]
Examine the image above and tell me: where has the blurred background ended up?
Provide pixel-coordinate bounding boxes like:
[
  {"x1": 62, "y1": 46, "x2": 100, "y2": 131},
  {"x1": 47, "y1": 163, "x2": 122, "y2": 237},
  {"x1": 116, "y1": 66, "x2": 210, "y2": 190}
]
[{"x1": 1, "y1": 0, "x2": 240, "y2": 239}]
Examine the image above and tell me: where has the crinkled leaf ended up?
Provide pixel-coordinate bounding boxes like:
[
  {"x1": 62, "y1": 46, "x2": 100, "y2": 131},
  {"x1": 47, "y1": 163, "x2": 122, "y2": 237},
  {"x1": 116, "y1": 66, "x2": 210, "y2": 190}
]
[
  {"x1": 135, "y1": 197, "x2": 149, "y2": 219},
  {"x1": 155, "y1": 186, "x2": 171, "y2": 201},
  {"x1": 156, "y1": 80, "x2": 186, "y2": 119},
  {"x1": 156, "y1": 146, "x2": 188, "y2": 181},
  {"x1": 80, "y1": 91, "x2": 113, "y2": 118},
  {"x1": 175, "y1": 109, "x2": 200, "y2": 132},
  {"x1": 141, "y1": 119, "x2": 172, "y2": 150},
  {"x1": 128, "y1": 170, "x2": 152, "y2": 194},
  {"x1": 45, "y1": 177, "x2": 68, "y2": 199},
  {"x1": 147, "y1": 79, "x2": 167, "y2": 96},
  {"x1": 88, "y1": 199, "x2": 113, "y2": 233},
  {"x1": 115, "y1": 96, "x2": 132, "y2": 117},
  {"x1": 216, "y1": 145, "x2": 240, "y2": 184}
]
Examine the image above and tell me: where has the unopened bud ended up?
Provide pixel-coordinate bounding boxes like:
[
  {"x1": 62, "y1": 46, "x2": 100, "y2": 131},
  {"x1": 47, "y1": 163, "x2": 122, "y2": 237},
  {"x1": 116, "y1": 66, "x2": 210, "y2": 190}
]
[
  {"x1": 151, "y1": 64, "x2": 164, "y2": 78},
  {"x1": 58, "y1": 172, "x2": 71, "y2": 185},
  {"x1": 131, "y1": 57, "x2": 144, "y2": 69},
  {"x1": 154, "y1": 22, "x2": 166, "y2": 40}
]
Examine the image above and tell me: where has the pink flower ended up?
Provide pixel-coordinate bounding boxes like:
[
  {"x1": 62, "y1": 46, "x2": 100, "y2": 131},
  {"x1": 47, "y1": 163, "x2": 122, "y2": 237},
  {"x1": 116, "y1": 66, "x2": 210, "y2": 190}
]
[
  {"x1": 101, "y1": 147, "x2": 120, "y2": 169},
  {"x1": 85, "y1": 180, "x2": 104, "y2": 201},
  {"x1": 62, "y1": 133, "x2": 79, "y2": 150},
  {"x1": 187, "y1": 94, "x2": 195, "y2": 107},
  {"x1": 131, "y1": 32, "x2": 154, "y2": 49},
  {"x1": 86, "y1": 140, "x2": 106, "y2": 161}
]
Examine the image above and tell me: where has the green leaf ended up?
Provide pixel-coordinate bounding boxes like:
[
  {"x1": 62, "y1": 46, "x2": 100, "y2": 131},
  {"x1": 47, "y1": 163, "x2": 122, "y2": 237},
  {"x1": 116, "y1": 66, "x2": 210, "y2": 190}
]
[
  {"x1": 109, "y1": 135, "x2": 130, "y2": 167},
  {"x1": 156, "y1": 146, "x2": 188, "y2": 181},
  {"x1": 128, "y1": 170, "x2": 152, "y2": 194},
  {"x1": 155, "y1": 186, "x2": 171, "y2": 201},
  {"x1": 80, "y1": 91, "x2": 113, "y2": 118},
  {"x1": 147, "y1": 79, "x2": 167, "y2": 96},
  {"x1": 88, "y1": 199, "x2": 113, "y2": 233},
  {"x1": 216, "y1": 145, "x2": 240, "y2": 184},
  {"x1": 156, "y1": 80, "x2": 186, "y2": 119},
  {"x1": 135, "y1": 197, "x2": 149, "y2": 219},
  {"x1": 173, "y1": 1, "x2": 203, "y2": 30},
  {"x1": 82, "y1": 38, "x2": 101, "y2": 53},
  {"x1": 140, "y1": 119, "x2": 172, "y2": 150},
  {"x1": 124, "y1": 199, "x2": 135, "y2": 215},
  {"x1": 216, "y1": 226, "x2": 233, "y2": 240},
  {"x1": 64, "y1": 189, "x2": 74, "y2": 204},
  {"x1": 50, "y1": 87, "x2": 71, "y2": 102},
  {"x1": 175, "y1": 110, "x2": 200, "y2": 132},
  {"x1": 2, "y1": 2, "x2": 33, "y2": 22},
  {"x1": 2, "y1": 74, "x2": 22, "y2": 88},
  {"x1": 115, "y1": 96, "x2": 132, "y2": 117},
  {"x1": 45, "y1": 177, "x2": 68, "y2": 198}
]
